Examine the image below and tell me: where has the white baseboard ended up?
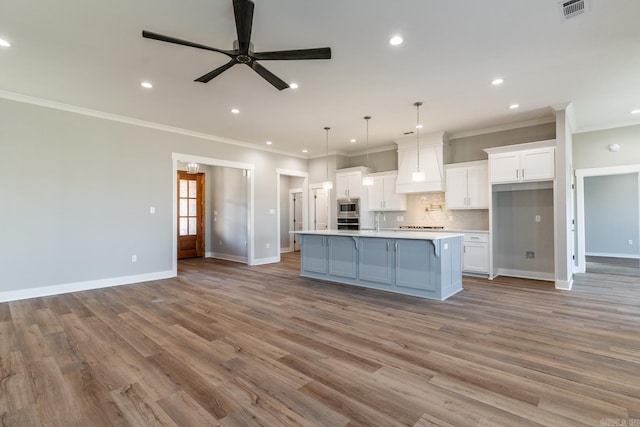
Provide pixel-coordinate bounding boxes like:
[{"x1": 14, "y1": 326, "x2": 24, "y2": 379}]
[
  {"x1": 280, "y1": 248, "x2": 293, "y2": 254},
  {"x1": 206, "y1": 252, "x2": 248, "y2": 264},
  {"x1": 555, "y1": 277, "x2": 573, "y2": 290},
  {"x1": 495, "y1": 268, "x2": 555, "y2": 282},
  {"x1": 251, "y1": 256, "x2": 279, "y2": 266},
  {"x1": 0, "y1": 270, "x2": 175, "y2": 303},
  {"x1": 586, "y1": 252, "x2": 640, "y2": 259}
]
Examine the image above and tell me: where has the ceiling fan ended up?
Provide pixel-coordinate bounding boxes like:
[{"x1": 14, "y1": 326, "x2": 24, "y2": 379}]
[{"x1": 142, "y1": 0, "x2": 332, "y2": 90}]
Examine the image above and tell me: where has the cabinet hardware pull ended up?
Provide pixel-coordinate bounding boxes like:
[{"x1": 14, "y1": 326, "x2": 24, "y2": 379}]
[
  {"x1": 522, "y1": 168, "x2": 525, "y2": 178},
  {"x1": 516, "y1": 169, "x2": 519, "y2": 179},
  {"x1": 386, "y1": 242, "x2": 390, "y2": 251}
]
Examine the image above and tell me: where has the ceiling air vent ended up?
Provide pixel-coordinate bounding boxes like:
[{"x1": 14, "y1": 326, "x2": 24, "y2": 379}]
[{"x1": 559, "y1": 0, "x2": 589, "y2": 20}]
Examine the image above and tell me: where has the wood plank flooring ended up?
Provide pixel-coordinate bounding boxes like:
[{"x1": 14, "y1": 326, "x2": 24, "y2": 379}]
[
  {"x1": 1, "y1": 252, "x2": 639, "y2": 426},
  {"x1": 586, "y1": 255, "x2": 640, "y2": 277}
]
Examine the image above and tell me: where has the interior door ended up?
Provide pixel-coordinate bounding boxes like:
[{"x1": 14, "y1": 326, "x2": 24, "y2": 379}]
[
  {"x1": 291, "y1": 191, "x2": 303, "y2": 251},
  {"x1": 177, "y1": 171, "x2": 204, "y2": 259},
  {"x1": 313, "y1": 188, "x2": 329, "y2": 230}
]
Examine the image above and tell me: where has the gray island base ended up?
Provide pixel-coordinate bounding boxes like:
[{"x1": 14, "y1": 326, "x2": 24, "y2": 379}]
[{"x1": 294, "y1": 230, "x2": 464, "y2": 301}]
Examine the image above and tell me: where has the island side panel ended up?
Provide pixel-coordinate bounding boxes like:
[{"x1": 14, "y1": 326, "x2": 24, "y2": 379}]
[{"x1": 440, "y1": 236, "x2": 464, "y2": 300}]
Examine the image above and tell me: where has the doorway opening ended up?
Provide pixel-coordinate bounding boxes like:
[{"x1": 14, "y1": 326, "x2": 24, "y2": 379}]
[
  {"x1": 172, "y1": 153, "x2": 254, "y2": 275},
  {"x1": 276, "y1": 169, "x2": 308, "y2": 261},
  {"x1": 576, "y1": 165, "x2": 640, "y2": 277}
]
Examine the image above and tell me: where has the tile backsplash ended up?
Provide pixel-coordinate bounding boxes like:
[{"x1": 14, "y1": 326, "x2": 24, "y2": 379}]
[{"x1": 376, "y1": 192, "x2": 489, "y2": 230}]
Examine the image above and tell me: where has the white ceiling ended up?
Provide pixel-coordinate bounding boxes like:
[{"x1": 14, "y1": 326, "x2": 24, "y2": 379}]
[{"x1": 1, "y1": 0, "x2": 639, "y2": 157}]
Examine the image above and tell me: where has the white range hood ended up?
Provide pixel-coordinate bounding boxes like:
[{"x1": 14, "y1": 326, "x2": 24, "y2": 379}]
[{"x1": 395, "y1": 131, "x2": 449, "y2": 193}]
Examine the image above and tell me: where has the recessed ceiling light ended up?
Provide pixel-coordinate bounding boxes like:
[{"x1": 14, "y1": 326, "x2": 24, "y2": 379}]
[
  {"x1": 140, "y1": 81, "x2": 153, "y2": 89},
  {"x1": 350, "y1": 139, "x2": 357, "y2": 143},
  {"x1": 302, "y1": 149, "x2": 308, "y2": 153},
  {"x1": 0, "y1": 39, "x2": 10, "y2": 47},
  {"x1": 389, "y1": 35, "x2": 403, "y2": 46},
  {"x1": 289, "y1": 82, "x2": 299, "y2": 89},
  {"x1": 491, "y1": 78, "x2": 504, "y2": 86},
  {"x1": 266, "y1": 141, "x2": 273, "y2": 145},
  {"x1": 231, "y1": 108, "x2": 240, "y2": 114},
  {"x1": 509, "y1": 104, "x2": 519, "y2": 110},
  {"x1": 632, "y1": 109, "x2": 640, "y2": 115}
]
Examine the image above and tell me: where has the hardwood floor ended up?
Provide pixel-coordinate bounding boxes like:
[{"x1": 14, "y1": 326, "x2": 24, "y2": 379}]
[
  {"x1": 1, "y1": 253, "x2": 639, "y2": 426},
  {"x1": 586, "y1": 255, "x2": 640, "y2": 277}
]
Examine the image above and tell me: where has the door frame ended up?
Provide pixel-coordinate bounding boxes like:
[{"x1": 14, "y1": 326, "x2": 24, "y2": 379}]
[
  {"x1": 575, "y1": 164, "x2": 640, "y2": 273},
  {"x1": 276, "y1": 169, "x2": 308, "y2": 261},
  {"x1": 172, "y1": 153, "x2": 255, "y2": 274},
  {"x1": 309, "y1": 182, "x2": 332, "y2": 231}
]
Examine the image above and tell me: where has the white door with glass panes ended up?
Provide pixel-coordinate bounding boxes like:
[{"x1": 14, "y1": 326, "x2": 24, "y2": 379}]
[{"x1": 177, "y1": 171, "x2": 204, "y2": 259}]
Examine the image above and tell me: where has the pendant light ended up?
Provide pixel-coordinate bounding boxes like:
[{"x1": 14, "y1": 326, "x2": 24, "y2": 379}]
[
  {"x1": 186, "y1": 162, "x2": 199, "y2": 174},
  {"x1": 322, "y1": 126, "x2": 334, "y2": 190},
  {"x1": 362, "y1": 115, "x2": 374, "y2": 186},
  {"x1": 411, "y1": 101, "x2": 426, "y2": 182}
]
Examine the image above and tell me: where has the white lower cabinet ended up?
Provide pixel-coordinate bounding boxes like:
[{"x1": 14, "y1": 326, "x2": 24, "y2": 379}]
[{"x1": 462, "y1": 233, "x2": 489, "y2": 274}]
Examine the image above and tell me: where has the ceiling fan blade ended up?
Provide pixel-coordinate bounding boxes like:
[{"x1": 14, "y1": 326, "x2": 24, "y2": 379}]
[
  {"x1": 142, "y1": 30, "x2": 234, "y2": 57},
  {"x1": 253, "y1": 47, "x2": 332, "y2": 61},
  {"x1": 195, "y1": 59, "x2": 237, "y2": 83},
  {"x1": 250, "y1": 62, "x2": 290, "y2": 90},
  {"x1": 233, "y1": 0, "x2": 254, "y2": 54}
]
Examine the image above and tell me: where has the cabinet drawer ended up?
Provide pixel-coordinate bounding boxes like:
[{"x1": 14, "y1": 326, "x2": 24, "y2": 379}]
[{"x1": 464, "y1": 233, "x2": 488, "y2": 243}]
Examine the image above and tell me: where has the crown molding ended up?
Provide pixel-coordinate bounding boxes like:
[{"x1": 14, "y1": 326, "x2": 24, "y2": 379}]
[
  {"x1": 0, "y1": 90, "x2": 308, "y2": 159},
  {"x1": 448, "y1": 117, "x2": 556, "y2": 139}
]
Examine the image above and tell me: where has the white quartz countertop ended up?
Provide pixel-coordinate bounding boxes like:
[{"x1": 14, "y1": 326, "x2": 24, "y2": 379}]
[
  {"x1": 379, "y1": 228, "x2": 489, "y2": 234},
  {"x1": 293, "y1": 230, "x2": 464, "y2": 240}
]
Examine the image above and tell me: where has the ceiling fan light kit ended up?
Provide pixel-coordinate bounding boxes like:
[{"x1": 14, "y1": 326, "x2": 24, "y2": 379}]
[{"x1": 142, "y1": 0, "x2": 331, "y2": 90}]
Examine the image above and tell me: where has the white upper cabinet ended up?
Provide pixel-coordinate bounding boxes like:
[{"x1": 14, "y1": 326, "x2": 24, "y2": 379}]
[
  {"x1": 336, "y1": 170, "x2": 363, "y2": 198},
  {"x1": 368, "y1": 172, "x2": 406, "y2": 211},
  {"x1": 445, "y1": 160, "x2": 488, "y2": 209},
  {"x1": 485, "y1": 140, "x2": 556, "y2": 184},
  {"x1": 395, "y1": 131, "x2": 448, "y2": 193}
]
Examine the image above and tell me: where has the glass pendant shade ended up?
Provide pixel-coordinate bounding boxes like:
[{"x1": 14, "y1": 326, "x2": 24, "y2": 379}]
[
  {"x1": 362, "y1": 176, "x2": 374, "y2": 186},
  {"x1": 412, "y1": 168, "x2": 426, "y2": 182},
  {"x1": 322, "y1": 180, "x2": 334, "y2": 190},
  {"x1": 186, "y1": 162, "x2": 199, "y2": 174}
]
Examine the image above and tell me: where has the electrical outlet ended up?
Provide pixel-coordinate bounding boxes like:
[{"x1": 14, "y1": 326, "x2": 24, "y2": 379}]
[
  {"x1": 526, "y1": 251, "x2": 535, "y2": 259},
  {"x1": 629, "y1": 240, "x2": 633, "y2": 245},
  {"x1": 535, "y1": 215, "x2": 541, "y2": 222},
  {"x1": 266, "y1": 243, "x2": 270, "y2": 249},
  {"x1": 131, "y1": 255, "x2": 137, "y2": 263},
  {"x1": 448, "y1": 215, "x2": 453, "y2": 221},
  {"x1": 149, "y1": 206, "x2": 155, "y2": 214}
]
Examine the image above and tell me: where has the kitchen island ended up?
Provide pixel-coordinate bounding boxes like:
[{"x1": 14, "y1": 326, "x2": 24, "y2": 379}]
[{"x1": 294, "y1": 230, "x2": 463, "y2": 300}]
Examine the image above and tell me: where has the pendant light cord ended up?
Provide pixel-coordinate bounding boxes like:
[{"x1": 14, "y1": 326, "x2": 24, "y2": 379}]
[
  {"x1": 414, "y1": 102, "x2": 423, "y2": 170},
  {"x1": 324, "y1": 126, "x2": 330, "y2": 181},
  {"x1": 364, "y1": 116, "x2": 371, "y2": 169}
]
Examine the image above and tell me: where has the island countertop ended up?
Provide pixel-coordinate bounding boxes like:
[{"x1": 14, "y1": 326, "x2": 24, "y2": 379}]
[{"x1": 293, "y1": 229, "x2": 464, "y2": 240}]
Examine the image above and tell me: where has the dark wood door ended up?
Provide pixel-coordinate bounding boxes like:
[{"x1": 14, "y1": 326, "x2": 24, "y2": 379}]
[{"x1": 177, "y1": 171, "x2": 205, "y2": 259}]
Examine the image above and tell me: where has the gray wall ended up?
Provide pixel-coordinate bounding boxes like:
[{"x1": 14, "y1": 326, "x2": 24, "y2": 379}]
[
  {"x1": 494, "y1": 188, "x2": 555, "y2": 275},
  {"x1": 448, "y1": 123, "x2": 556, "y2": 164},
  {"x1": 584, "y1": 174, "x2": 639, "y2": 257},
  {"x1": 0, "y1": 97, "x2": 306, "y2": 293},
  {"x1": 211, "y1": 166, "x2": 249, "y2": 260},
  {"x1": 573, "y1": 124, "x2": 640, "y2": 169},
  {"x1": 349, "y1": 149, "x2": 398, "y2": 173}
]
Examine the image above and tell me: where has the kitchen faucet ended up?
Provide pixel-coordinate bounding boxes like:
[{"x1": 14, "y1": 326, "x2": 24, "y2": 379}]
[{"x1": 374, "y1": 211, "x2": 385, "y2": 232}]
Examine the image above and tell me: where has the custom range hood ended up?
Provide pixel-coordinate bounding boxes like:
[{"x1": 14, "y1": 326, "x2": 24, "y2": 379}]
[{"x1": 395, "y1": 131, "x2": 449, "y2": 193}]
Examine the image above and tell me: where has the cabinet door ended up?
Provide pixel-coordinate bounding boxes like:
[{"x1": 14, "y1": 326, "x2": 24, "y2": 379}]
[
  {"x1": 394, "y1": 240, "x2": 436, "y2": 291},
  {"x1": 301, "y1": 235, "x2": 327, "y2": 274},
  {"x1": 463, "y1": 242, "x2": 489, "y2": 273},
  {"x1": 336, "y1": 174, "x2": 350, "y2": 198},
  {"x1": 347, "y1": 173, "x2": 362, "y2": 198},
  {"x1": 382, "y1": 174, "x2": 406, "y2": 211},
  {"x1": 521, "y1": 148, "x2": 555, "y2": 181},
  {"x1": 445, "y1": 167, "x2": 468, "y2": 209},
  {"x1": 466, "y1": 164, "x2": 489, "y2": 208},
  {"x1": 327, "y1": 236, "x2": 358, "y2": 279},
  {"x1": 359, "y1": 238, "x2": 394, "y2": 286},
  {"x1": 367, "y1": 176, "x2": 385, "y2": 210},
  {"x1": 489, "y1": 152, "x2": 520, "y2": 183}
]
